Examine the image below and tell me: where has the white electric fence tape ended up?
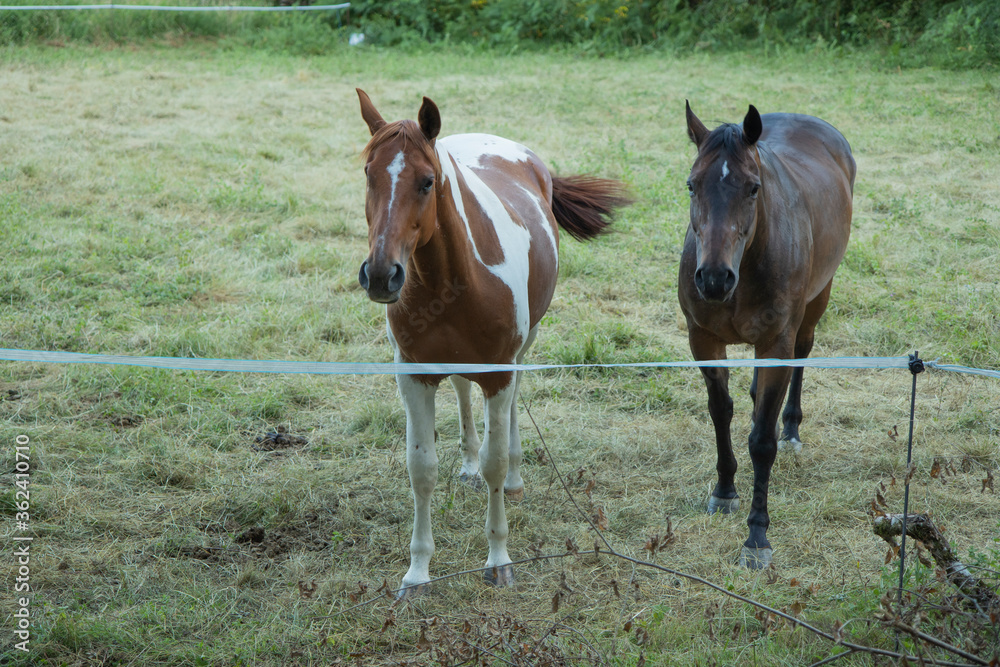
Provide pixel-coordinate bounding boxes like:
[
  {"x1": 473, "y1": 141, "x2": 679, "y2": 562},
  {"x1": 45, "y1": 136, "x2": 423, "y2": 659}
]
[
  {"x1": 0, "y1": 2, "x2": 348, "y2": 11},
  {"x1": 0, "y1": 349, "x2": 994, "y2": 378},
  {"x1": 0, "y1": 348, "x2": 921, "y2": 374}
]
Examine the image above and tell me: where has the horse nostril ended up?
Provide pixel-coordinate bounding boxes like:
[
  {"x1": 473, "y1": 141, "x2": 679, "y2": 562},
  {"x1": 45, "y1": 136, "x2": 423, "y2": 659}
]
[
  {"x1": 387, "y1": 262, "x2": 406, "y2": 293},
  {"x1": 694, "y1": 268, "x2": 705, "y2": 293},
  {"x1": 724, "y1": 269, "x2": 737, "y2": 294},
  {"x1": 358, "y1": 261, "x2": 370, "y2": 290}
]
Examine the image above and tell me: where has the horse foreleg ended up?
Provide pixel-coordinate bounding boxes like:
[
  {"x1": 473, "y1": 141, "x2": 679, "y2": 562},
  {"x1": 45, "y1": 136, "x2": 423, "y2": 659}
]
[
  {"x1": 743, "y1": 363, "x2": 793, "y2": 569},
  {"x1": 397, "y1": 374, "x2": 439, "y2": 597},
  {"x1": 480, "y1": 379, "x2": 516, "y2": 586},
  {"x1": 450, "y1": 376, "x2": 483, "y2": 488},
  {"x1": 691, "y1": 333, "x2": 739, "y2": 515}
]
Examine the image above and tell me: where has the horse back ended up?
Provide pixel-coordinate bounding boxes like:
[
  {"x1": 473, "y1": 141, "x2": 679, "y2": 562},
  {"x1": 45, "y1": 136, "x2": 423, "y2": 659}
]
[{"x1": 758, "y1": 113, "x2": 855, "y2": 299}]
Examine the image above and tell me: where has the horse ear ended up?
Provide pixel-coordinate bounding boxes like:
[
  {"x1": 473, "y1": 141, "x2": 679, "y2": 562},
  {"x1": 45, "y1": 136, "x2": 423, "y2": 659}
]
[
  {"x1": 686, "y1": 100, "x2": 709, "y2": 147},
  {"x1": 743, "y1": 104, "x2": 762, "y2": 146},
  {"x1": 357, "y1": 88, "x2": 387, "y2": 136},
  {"x1": 418, "y1": 96, "x2": 441, "y2": 142}
]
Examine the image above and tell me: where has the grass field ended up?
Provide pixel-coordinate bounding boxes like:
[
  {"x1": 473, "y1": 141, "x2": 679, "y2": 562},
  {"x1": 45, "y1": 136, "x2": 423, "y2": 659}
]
[{"x1": 1, "y1": 40, "x2": 999, "y2": 666}]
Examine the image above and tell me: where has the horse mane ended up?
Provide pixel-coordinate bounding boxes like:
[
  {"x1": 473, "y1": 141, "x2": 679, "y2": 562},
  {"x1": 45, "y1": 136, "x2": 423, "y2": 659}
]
[
  {"x1": 361, "y1": 119, "x2": 439, "y2": 175},
  {"x1": 701, "y1": 122, "x2": 751, "y2": 156}
]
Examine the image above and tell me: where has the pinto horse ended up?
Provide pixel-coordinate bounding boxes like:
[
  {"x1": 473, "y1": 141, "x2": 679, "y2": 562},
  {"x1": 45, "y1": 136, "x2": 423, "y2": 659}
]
[
  {"x1": 680, "y1": 101, "x2": 855, "y2": 569},
  {"x1": 356, "y1": 89, "x2": 630, "y2": 596}
]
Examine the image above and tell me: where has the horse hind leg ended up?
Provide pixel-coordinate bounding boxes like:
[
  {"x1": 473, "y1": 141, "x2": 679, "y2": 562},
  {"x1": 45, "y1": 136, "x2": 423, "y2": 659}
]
[
  {"x1": 480, "y1": 380, "x2": 517, "y2": 586},
  {"x1": 503, "y1": 324, "x2": 538, "y2": 502},
  {"x1": 778, "y1": 280, "x2": 833, "y2": 454},
  {"x1": 450, "y1": 376, "x2": 484, "y2": 489}
]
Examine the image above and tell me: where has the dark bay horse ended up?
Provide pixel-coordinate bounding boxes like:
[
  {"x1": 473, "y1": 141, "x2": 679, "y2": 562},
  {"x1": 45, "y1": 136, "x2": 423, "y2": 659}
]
[
  {"x1": 680, "y1": 101, "x2": 855, "y2": 569},
  {"x1": 356, "y1": 89, "x2": 630, "y2": 596}
]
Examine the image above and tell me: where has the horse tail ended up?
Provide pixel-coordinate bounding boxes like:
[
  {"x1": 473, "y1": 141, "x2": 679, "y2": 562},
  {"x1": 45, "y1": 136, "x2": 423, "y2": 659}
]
[{"x1": 550, "y1": 175, "x2": 632, "y2": 242}]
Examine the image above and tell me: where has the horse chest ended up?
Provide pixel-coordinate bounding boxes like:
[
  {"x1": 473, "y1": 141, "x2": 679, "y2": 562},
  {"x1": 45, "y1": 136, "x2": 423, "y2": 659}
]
[{"x1": 387, "y1": 284, "x2": 522, "y2": 364}]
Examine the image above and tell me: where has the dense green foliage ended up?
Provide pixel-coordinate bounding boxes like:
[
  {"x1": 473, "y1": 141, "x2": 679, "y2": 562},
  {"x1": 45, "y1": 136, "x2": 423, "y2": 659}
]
[
  {"x1": 353, "y1": 0, "x2": 999, "y2": 68},
  {"x1": 0, "y1": 0, "x2": 997, "y2": 67}
]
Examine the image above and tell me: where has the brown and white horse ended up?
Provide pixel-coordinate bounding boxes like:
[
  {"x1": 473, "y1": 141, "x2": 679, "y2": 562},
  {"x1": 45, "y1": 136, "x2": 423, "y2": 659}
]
[
  {"x1": 356, "y1": 89, "x2": 630, "y2": 596},
  {"x1": 680, "y1": 102, "x2": 855, "y2": 569}
]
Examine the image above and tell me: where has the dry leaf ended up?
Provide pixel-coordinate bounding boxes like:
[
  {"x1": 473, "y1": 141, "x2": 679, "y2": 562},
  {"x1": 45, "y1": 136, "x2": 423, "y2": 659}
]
[
  {"x1": 551, "y1": 590, "x2": 561, "y2": 613},
  {"x1": 593, "y1": 506, "x2": 609, "y2": 531},
  {"x1": 565, "y1": 537, "x2": 579, "y2": 556}
]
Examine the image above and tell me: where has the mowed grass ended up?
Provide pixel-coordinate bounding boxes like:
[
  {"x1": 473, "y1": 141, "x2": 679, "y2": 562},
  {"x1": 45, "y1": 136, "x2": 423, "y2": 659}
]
[{"x1": 0, "y1": 42, "x2": 998, "y2": 665}]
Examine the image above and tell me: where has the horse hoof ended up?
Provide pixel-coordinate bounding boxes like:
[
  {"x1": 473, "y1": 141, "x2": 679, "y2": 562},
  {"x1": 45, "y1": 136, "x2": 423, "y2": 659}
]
[
  {"x1": 777, "y1": 437, "x2": 803, "y2": 454},
  {"x1": 505, "y1": 487, "x2": 525, "y2": 502},
  {"x1": 484, "y1": 564, "x2": 515, "y2": 587},
  {"x1": 739, "y1": 546, "x2": 773, "y2": 570},
  {"x1": 459, "y1": 472, "x2": 484, "y2": 490},
  {"x1": 708, "y1": 495, "x2": 740, "y2": 514},
  {"x1": 394, "y1": 582, "x2": 430, "y2": 602}
]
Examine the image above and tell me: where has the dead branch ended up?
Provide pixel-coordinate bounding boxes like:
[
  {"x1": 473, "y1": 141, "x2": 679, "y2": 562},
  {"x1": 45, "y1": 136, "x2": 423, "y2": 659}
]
[{"x1": 873, "y1": 513, "x2": 1000, "y2": 614}]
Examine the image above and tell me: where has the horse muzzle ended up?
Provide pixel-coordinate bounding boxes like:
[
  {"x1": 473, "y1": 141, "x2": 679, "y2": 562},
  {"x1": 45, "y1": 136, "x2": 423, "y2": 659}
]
[
  {"x1": 359, "y1": 260, "x2": 406, "y2": 303},
  {"x1": 694, "y1": 265, "x2": 737, "y2": 302}
]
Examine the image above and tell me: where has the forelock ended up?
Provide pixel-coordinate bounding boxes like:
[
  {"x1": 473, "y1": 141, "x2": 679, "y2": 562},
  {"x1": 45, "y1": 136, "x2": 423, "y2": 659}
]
[
  {"x1": 361, "y1": 119, "x2": 438, "y2": 168},
  {"x1": 701, "y1": 123, "x2": 750, "y2": 158}
]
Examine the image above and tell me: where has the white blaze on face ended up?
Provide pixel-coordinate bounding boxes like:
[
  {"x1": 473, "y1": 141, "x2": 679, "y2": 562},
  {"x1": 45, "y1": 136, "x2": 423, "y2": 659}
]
[
  {"x1": 386, "y1": 151, "x2": 406, "y2": 215},
  {"x1": 436, "y1": 134, "x2": 536, "y2": 343},
  {"x1": 720, "y1": 160, "x2": 729, "y2": 182}
]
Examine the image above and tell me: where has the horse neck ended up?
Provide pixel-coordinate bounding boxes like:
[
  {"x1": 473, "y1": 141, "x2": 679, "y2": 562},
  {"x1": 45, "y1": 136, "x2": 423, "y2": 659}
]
[
  {"x1": 407, "y1": 170, "x2": 474, "y2": 297},
  {"x1": 745, "y1": 146, "x2": 774, "y2": 258}
]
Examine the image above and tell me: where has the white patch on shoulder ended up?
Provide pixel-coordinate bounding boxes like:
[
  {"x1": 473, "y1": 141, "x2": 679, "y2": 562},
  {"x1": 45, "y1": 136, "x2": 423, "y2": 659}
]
[
  {"x1": 720, "y1": 160, "x2": 729, "y2": 182},
  {"x1": 436, "y1": 135, "x2": 535, "y2": 343},
  {"x1": 386, "y1": 151, "x2": 406, "y2": 215}
]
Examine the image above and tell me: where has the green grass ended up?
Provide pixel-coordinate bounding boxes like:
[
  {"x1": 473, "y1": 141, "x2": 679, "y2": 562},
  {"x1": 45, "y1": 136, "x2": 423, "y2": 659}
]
[{"x1": 0, "y1": 42, "x2": 998, "y2": 666}]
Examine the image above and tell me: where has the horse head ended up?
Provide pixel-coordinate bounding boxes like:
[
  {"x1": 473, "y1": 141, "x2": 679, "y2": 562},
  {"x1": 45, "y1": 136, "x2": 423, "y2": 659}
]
[
  {"x1": 356, "y1": 89, "x2": 442, "y2": 303},
  {"x1": 685, "y1": 101, "x2": 763, "y2": 303}
]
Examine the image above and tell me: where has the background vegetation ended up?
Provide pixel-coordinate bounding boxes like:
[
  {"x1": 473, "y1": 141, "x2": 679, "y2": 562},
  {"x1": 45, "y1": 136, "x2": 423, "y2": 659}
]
[
  {"x1": 0, "y1": 0, "x2": 998, "y2": 67},
  {"x1": 0, "y1": 40, "x2": 998, "y2": 665}
]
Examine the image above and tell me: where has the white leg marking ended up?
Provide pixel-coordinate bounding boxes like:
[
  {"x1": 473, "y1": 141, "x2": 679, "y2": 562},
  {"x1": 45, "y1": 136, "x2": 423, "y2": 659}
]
[
  {"x1": 505, "y1": 324, "x2": 538, "y2": 498},
  {"x1": 481, "y1": 380, "x2": 516, "y2": 573},
  {"x1": 450, "y1": 375, "x2": 482, "y2": 484},
  {"x1": 397, "y1": 374, "x2": 439, "y2": 590}
]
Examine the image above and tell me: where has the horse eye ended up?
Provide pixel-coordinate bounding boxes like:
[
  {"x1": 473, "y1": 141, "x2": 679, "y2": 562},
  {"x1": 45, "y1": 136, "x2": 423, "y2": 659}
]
[
  {"x1": 420, "y1": 176, "x2": 434, "y2": 194},
  {"x1": 750, "y1": 183, "x2": 760, "y2": 197},
  {"x1": 687, "y1": 182, "x2": 694, "y2": 196}
]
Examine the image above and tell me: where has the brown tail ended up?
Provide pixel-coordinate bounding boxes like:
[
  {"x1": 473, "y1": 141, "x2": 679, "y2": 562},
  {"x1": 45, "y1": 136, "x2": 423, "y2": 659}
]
[{"x1": 550, "y1": 175, "x2": 632, "y2": 242}]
